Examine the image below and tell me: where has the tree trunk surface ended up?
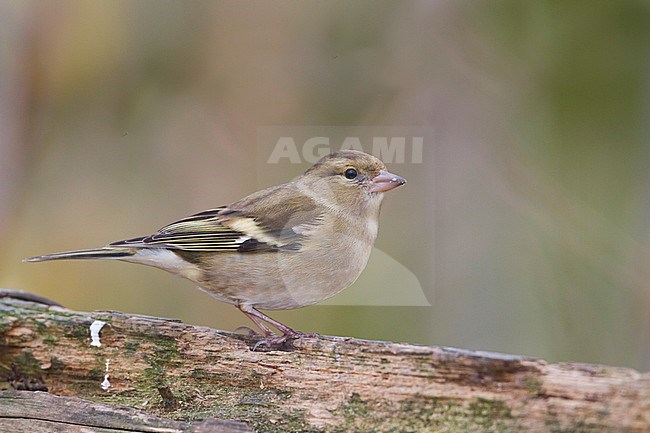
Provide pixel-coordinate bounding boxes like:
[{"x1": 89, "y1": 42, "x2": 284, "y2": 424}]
[{"x1": 0, "y1": 291, "x2": 648, "y2": 432}]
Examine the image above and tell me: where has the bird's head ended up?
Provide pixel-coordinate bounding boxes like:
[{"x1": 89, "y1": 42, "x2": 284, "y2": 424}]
[{"x1": 299, "y1": 150, "x2": 406, "y2": 211}]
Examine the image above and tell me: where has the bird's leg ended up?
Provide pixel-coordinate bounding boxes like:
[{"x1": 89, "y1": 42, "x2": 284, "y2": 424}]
[
  {"x1": 239, "y1": 311, "x2": 275, "y2": 337},
  {"x1": 237, "y1": 304, "x2": 316, "y2": 350}
]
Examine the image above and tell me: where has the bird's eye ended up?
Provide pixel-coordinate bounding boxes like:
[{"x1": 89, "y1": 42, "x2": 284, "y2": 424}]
[{"x1": 343, "y1": 168, "x2": 358, "y2": 179}]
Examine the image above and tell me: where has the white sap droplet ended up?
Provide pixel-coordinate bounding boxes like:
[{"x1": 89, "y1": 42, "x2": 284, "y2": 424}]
[
  {"x1": 89, "y1": 320, "x2": 106, "y2": 347},
  {"x1": 101, "y1": 359, "x2": 110, "y2": 391}
]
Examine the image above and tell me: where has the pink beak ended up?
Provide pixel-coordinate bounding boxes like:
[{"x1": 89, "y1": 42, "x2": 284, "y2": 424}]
[{"x1": 369, "y1": 170, "x2": 407, "y2": 193}]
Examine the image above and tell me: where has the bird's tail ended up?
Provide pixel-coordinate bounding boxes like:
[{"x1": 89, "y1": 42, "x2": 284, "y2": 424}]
[{"x1": 24, "y1": 247, "x2": 135, "y2": 263}]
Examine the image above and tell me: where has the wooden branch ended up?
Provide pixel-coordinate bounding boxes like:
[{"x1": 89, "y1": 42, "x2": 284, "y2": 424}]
[
  {"x1": 0, "y1": 391, "x2": 252, "y2": 433},
  {"x1": 1, "y1": 292, "x2": 649, "y2": 432}
]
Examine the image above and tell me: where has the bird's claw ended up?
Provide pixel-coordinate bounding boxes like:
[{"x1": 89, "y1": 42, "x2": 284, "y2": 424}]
[{"x1": 252, "y1": 331, "x2": 318, "y2": 351}]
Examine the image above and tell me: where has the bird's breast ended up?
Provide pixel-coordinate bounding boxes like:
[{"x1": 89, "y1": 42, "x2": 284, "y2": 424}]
[{"x1": 196, "y1": 213, "x2": 377, "y2": 310}]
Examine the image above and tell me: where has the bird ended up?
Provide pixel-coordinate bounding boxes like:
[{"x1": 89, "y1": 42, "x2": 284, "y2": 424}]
[{"x1": 25, "y1": 150, "x2": 406, "y2": 348}]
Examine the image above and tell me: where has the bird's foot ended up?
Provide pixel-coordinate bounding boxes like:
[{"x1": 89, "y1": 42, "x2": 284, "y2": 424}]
[{"x1": 252, "y1": 331, "x2": 318, "y2": 351}]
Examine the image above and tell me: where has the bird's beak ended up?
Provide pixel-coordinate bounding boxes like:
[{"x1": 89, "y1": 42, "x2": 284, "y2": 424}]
[{"x1": 369, "y1": 170, "x2": 407, "y2": 193}]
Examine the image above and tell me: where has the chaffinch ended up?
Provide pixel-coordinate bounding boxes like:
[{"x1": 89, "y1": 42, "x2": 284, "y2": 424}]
[{"x1": 26, "y1": 150, "x2": 406, "y2": 348}]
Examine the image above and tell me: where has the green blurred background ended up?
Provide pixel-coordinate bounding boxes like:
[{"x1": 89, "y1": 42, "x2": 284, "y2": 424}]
[{"x1": 1, "y1": 0, "x2": 649, "y2": 370}]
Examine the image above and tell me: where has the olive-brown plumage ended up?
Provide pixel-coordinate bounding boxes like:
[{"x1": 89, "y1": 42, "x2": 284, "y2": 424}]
[{"x1": 26, "y1": 150, "x2": 406, "y2": 347}]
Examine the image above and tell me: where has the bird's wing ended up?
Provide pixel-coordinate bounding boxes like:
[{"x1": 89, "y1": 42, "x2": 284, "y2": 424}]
[{"x1": 110, "y1": 185, "x2": 324, "y2": 253}]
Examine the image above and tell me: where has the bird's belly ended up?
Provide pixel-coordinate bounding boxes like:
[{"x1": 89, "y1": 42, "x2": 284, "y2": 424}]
[{"x1": 198, "y1": 240, "x2": 372, "y2": 310}]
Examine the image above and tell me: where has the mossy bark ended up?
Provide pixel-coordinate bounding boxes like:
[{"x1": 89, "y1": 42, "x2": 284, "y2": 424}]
[{"x1": 1, "y1": 294, "x2": 649, "y2": 432}]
